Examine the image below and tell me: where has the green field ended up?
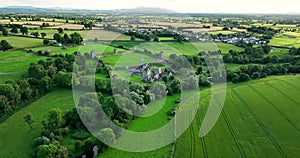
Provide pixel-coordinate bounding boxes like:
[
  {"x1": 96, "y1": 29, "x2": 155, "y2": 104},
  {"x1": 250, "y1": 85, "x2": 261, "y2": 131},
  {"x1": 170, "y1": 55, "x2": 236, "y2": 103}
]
[
  {"x1": 0, "y1": 51, "x2": 45, "y2": 83},
  {"x1": 98, "y1": 75, "x2": 300, "y2": 158},
  {"x1": 208, "y1": 30, "x2": 236, "y2": 35},
  {"x1": 174, "y1": 75, "x2": 300, "y2": 158},
  {"x1": 0, "y1": 36, "x2": 44, "y2": 49},
  {"x1": 270, "y1": 32, "x2": 300, "y2": 48},
  {"x1": 0, "y1": 89, "x2": 75, "y2": 158},
  {"x1": 158, "y1": 37, "x2": 175, "y2": 41},
  {"x1": 111, "y1": 42, "x2": 243, "y2": 58},
  {"x1": 101, "y1": 52, "x2": 159, "y2": 66},
  {"x1": 25, "y1": 29, "x2": 133, "y2": 41}
]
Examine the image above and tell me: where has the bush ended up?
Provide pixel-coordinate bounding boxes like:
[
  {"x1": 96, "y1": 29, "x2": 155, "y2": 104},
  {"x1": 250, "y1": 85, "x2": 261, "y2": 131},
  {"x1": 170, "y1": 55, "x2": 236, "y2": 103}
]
[
  {"x1": 232, "y1": 77, "x2": 240, "y2": 83},
  {"x1": 71, "y1": 131, "x2": 90, "y2": 140},
  {"x1": 167, "y1": 108, "x2": 176, "y2": 116},
  {"x1": 43, "y1": 39, "x2": 50, "y2": 45}
]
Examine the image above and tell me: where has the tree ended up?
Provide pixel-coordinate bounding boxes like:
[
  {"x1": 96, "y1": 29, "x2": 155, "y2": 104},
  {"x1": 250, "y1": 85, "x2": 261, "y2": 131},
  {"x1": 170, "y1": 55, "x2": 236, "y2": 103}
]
[
  {"x1": 23, "y1": 113, "x2": 34, "y2": 129},
  {"x1": 36, "y1": 144, "x2": 58, "y2": 158},
  {"x1": 58, "y1": 28, "x2": 64, "y2": 34},
  {"x1": 153, "y1": 36, "x2": 160, "y2": 42},
  {"x1": 97, "y1": 128, "x2": 116, "y2": 145},
  {"x1": 251, "y1": 72, "x2": 261, "y2": 79},
  {"x1": 130, "y1": 35, "x2": 136, "y2": 41},
  {"x1": 42, "y1": 109, "x2": 62, "y2": 137},
  {"x1": 70, "y1": 32, "x2": 83, "y2": 44},
  {"x1": 53, "y1": 33, "x2": 63, "y2": 43},
  {"x1": 41, "y1": 32, "x2": 47, "y2": 38},
  {"x1": 239, "y1": 73, "x2": 250, "y2": 82},
  {"x1": 10, "y1": 27, "x2": 18, "y2": 34},
  {"x1": 20, "y1": 26, "x2": 28, "y2": 35},
  {"x1": 0, "y1": 40, "x2": 13, "y2": 51},
  {"x1": 63, "y1": 34, "x2": 70, "y2": 43},
  {"x1": 262, "y1": 45, "x2": 271, "y2": 54},
  {"x1": 43, "y1": 39, "x2": 50, "y2": 45},
  {"x1": 2, "y1": 28, "x2": 8, "y2": 36},
  {"x1": 32, "y1": 32, "x2": 40, "y2": 38},
  {"x1": 144, "y1": 35, "x2": 151, "y2": 41}
]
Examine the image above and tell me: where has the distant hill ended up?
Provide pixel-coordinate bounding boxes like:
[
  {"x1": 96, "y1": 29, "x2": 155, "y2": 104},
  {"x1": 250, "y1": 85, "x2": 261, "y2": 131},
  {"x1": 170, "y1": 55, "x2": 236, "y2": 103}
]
[{"x1": 0, "y1": 6, "x2": 180, "y2": 15}]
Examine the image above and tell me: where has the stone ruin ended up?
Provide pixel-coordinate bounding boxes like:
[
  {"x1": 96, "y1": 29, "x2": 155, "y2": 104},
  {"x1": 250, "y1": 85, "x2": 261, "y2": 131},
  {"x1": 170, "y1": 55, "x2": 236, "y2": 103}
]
[
  {"x1": 140, "y1": 58, "x2": 144, "y2": 65},
  {"x1": 114, "y1": 48, "x2": 118, "y2": 54},
  {"x1": 128, "y1": 62, "x2": 173, "y2": 83},
  {"x1": 91, "y1": 50, "x2": 96, "y2": 59}
]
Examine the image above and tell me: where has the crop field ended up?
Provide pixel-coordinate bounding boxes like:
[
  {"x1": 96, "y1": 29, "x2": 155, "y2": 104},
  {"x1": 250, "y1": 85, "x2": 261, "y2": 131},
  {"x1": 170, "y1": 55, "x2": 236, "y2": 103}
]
[
  {"x1": 269, "y1": 32, "x2": 300, "y2": 47},
  {"x1": 5, "y1": 21, "x2": 64, "y2": 26},
  {"x1": 174, "y1": 75, "x2": 300, "y2": 158},
  {"x1": 97, "y1": 75, "x2": 300, "y2": 158},
  {"x1": 0, "y1": 36, "x2": 44, "y2": 48},
  {"x1": 50, "y1": 24, "x2": 85, "y2": 30},
  {"x1": 0, "y1": 89, "x2": 75, "y2": 158}
]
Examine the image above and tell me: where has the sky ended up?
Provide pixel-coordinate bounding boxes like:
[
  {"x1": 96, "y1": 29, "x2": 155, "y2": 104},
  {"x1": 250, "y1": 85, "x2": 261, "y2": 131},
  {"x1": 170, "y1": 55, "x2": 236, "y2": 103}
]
[{"x1": 1, "y1": 0, "x2": 300, "y2": 14}]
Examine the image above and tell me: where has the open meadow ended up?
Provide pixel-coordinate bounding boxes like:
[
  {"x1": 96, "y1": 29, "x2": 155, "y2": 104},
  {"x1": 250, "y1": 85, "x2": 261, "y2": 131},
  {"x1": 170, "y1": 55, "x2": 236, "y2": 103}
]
[{"x1": 0, "y1": 89, "x2": 75, "y2": 158}]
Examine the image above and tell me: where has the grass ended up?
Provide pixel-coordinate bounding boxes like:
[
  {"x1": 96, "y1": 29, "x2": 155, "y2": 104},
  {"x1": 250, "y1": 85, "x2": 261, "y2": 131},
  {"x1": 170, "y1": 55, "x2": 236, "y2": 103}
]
[
  {"x1": 269, "y1": 32, "x2": 300, "y2": 48},
  {"x1": 111, "y1": 41, "x2": 243, "y2": 56},
  {"x1": 158, "y1": 37, "x2": 175, "y2": 41},
  {"x1": 101, "y1": 52, "x2": 159, "y2": 66},
  {"x1": 25, "y1": 29, "x2": 133, "y2": 41},
  {"x1": 0, "y1": 36, "x2": 44, "y2": 49},
  {"x1": 51, "y1": 43, "x2": 127, "y2": 55},
  {"x1": 0, "y1": 51, "x2": 46, "y2": 83},
  {"x1": 174, "y1": 75, "x2": 300, "y2": 158},
  {"x1": 0, "y1": 89, "x2": 75, "y2": 158},
  {"x1": 208, "y1": 30, "x2": 236, "y2": 35}
]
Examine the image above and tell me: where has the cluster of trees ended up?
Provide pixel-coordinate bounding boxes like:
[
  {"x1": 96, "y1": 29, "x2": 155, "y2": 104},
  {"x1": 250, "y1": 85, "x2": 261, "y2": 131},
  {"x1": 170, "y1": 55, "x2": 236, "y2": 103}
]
[
  {"x1": 227, "y1": 63, "x2": 300, "y2": 83},
  {"x1": 0, "y1": 40, "x2": 13, "y2": 51},
  {"x1": 0, "y1": 24, "x2": 8, "y2": 36},
  {"x1": 125, "y1": 30, "x2": 152, "y2": 41},
  {"x1": 223, "y1": 46, "x2": 271, "y2": 64},
  {"x1": 247, "y1": 26, "x2": 279, "y2": 39},
  {"x1": 0, "y1": 54, "x2": 77, "y2": 119},
  {"x1": 53, "y1": 32, "x2": 83, "y2": 45},
  {"x1": 289, "y1": 47, "x2": 300, "y2": 55},
  {"x1": 0, "y1": 24, "x2": 29, "y2": 36},
  {"x1": 223, "y1": 47, "x2": 300, "y2": 65}
]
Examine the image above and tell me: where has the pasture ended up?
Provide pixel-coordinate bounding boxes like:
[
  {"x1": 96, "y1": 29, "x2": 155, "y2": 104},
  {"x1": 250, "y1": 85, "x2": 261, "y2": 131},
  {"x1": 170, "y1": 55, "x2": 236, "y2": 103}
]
[
  {"x1": 0, "y1": 36, "x2": 44, "y2": 49},
  {"x1": 269, "y1": 32, "x2": 300, "y2": 48},
  {"x1": 110, "y1": 41, "x2": 244, "y2": 58},
  {"x1": 26, "y1": 29, "x2": 133, "y2": 41},
  {"x1": 0, "y1": 89, "x2": 75, "y2": 158},
  {"x1": 0, "y1": 50, "x2": 45, "y2": 83},
  {"x1": 52, "y1": 43, "x2": 127, "y2": 55}
]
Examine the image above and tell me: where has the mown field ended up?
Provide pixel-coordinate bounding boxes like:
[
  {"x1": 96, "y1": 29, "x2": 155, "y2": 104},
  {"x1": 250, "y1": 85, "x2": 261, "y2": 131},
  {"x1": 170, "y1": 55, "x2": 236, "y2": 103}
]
[
  {"x1": 269, "y1": 32, "x2": 300, "y2": 48},
  {"x1": 25, "y1": 29, "x2": 133, "y2": 41},
  {"x1": 99, "y1": 75, "x2": 300, "y2": 158},
  {"x1": 0, "y1": 50, "x2": 46, "y2": 83},
  {"x1": 0, "y1": 89, "x2": 75, "y2": 158},
  {"x1": 0, "y1": 36, "x2": 45, "y2": 48},
  {"x1": 110, "y1": 42, "x2": 244, "y2": 58}
]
